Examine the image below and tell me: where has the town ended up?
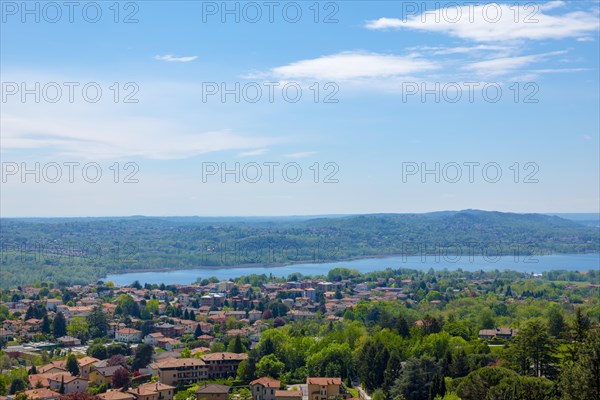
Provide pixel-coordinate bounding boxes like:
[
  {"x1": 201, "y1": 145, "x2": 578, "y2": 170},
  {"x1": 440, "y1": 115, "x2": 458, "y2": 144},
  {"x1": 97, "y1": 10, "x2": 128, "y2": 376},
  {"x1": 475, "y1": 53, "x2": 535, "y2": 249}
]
[{"x1": 0, "y1": 267, "x2": 598, "y2": 400}]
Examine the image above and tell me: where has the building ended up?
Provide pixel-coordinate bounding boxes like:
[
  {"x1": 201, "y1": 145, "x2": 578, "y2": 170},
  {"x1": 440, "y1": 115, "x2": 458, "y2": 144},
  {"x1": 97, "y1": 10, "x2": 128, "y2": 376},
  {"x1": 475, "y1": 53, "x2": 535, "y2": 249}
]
[
  {"x1": 153, "y1": 358, "x2": 208, "y2": 386},
  {"x1": 250, "y1": 377, "x2": 280, "y2": 400},
  {"x1": 275, "y1": 390, "x2": 302, "y2": 400},
  {"x1": 98, "y1": 391, "x2": 136, "y2": 400},
  {"x1": 199, "y1": 352, "x2": 248, "y2": 379},
  {"x1": 154, "y1": 323, "x2": 176, "y2": 338},
  {"x1": 89, "y1": 366, "x2": 124, "y2": 387},
  {"x1": 306, "y1": 378, "x2": 350, "y2": 400},
  {"x1": 478, "y1": 327, "x2": 518, "y2": 340},
  {"x1": 22, "y1": 388, "x2": 60, "y2": 400},
  {"x1": 200, "y1": 294, "x2": 224, "y2": 308},
  {"x1": 57, "y1": 336, "x2": 81, "y2": 347},
  {"x1": 195, "y1": 384, "x2": 230, "y2": 400},
  {"x1": 115, "y1": 328, "x2": 142, "y2": 343},
  {"x1": 144, "y1": 332, "x2": 165, "y2": 346},
  {"x1": 128, "y1": 382, "x2": 175, "y2": 400},
  {"x1": 77, "y1": 356, "x2": 100, "y2": 379},
  {"x1": 47, "y1": 374, "x2": 88, "y2": 394}
]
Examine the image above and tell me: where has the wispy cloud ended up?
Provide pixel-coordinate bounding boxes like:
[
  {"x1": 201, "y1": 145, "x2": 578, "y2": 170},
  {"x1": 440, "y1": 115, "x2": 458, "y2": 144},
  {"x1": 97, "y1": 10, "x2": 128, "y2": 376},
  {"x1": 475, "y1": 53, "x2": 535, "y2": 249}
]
[
  {"x1": 464, "y1": 51, "x2": 567, "y2": 77},
  {"x1": 155, "y1": 54, "x2": 198, "y2": 62},
  {"x1": 271, "y1": 52, "x2": 439, "y2": 80},
  {"x1": 283, "y1": 151, "x2": 317, "y2": 159},
  {"x1": 239, "y1": 148, "x2": 269, "y2": 157},
  {"x1": 365, "y1": 2, "x2": 599, "y2": 42}
]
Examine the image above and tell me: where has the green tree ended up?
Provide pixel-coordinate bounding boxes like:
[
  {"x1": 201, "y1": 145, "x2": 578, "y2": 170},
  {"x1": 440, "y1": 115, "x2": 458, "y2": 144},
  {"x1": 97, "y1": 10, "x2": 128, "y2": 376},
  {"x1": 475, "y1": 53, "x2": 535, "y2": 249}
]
[
  {"x1": 228, "y1": 335, "x2": 245, "y2": 354},
  {"x1": 547, "y1": 307, "x2": 565, "y2": 338},
  {"x1": 487, "y1": 376, "x2": 557, "y2": 400},
  {"x1": 53, "y1": 311, "x2": 67, "y2": 337},
  {"x1": 194, "y1": 324, "x2": 203, "y2": 338},
  {"x1": 571, "y1": 307, "x2": 590, "y2": 343},
  {"x1": 180, "y1": 347, "x2": 191, "y2": 358},
  {"x1": 256, "y1": 354, "x2": 285, "y2": 378},
  {"x1": 9, "y1": 378, "x2": 26, "y2": 394},
  {"x1": 479, "y1": 308, "x2": 495, "y2": 330},
  {"x1": 132, "y1": 343, "x2": 153, "y2": 371},
  {"x1": 391, "y1": 357, "x2": 440, "y2": 400},
  {"x1": 456, "y1": 367, "x2": 518, "y2": 400},
  {"x1": 87, "y1": 343, "x2": 108, "y2": 360},
  {"x1": 67, "y1": 317, "x2": 89, "y2": 340},
  {"x1": 41, "y1": 315, "x2": 51, "y2": 334},
  {"x1": 59, "y1": 376, "x2": 65, "y2": 394},
  {"x1": 66, "y1": 354, "x2": 80, "y2": 376},
  {"x1": 508, "y1": 319, "x2": 557, "y2": 378},
  {"x1": 559, "y1": 329, "x2": 600, "y2": 400},
  {"x1": 87, "y1": 306, "x2": 109, "y2": 339},
  {"x1": 237, "y1": 351, "x2": 258, "y2": 383},
  {"x1": 372, "y1": 389, "x2": 386, "y2": 400}
]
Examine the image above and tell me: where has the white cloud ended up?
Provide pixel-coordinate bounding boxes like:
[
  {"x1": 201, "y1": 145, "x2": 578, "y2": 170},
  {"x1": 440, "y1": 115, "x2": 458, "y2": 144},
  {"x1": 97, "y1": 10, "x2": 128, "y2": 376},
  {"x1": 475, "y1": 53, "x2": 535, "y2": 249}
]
[
  {"x1": 365, "y1": 2, "x2": 599, "y2": 42},
  {"x1": 539, "y1": 1, "x2": 566, "y2": 11},
  {"x1": 464, "y1": 51, "x2": 567, "y2": 76},
  {"x1": 283, "y1": 151, "x2": 317, "y2": 159},
  {"x1": 155, "y1": 54, "x2": 198, "y2": 62},
  {"x1": 271, "y1": 52, "x2": 439, "y2": 80},
  {"x1": 1, "y1": 111, "x2": 273, "y2": 160},
  {"x1": 238, "y1": 148, "x2": 268, "y2": 157},
  {"x1": 365, "y1": 17, "x2": 403, "y2": 30}
]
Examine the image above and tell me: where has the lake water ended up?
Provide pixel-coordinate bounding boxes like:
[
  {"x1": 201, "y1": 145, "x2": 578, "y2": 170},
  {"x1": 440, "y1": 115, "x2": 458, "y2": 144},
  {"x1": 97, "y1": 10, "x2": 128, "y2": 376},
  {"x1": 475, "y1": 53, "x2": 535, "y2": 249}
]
[{"x1": 104, "y1": 253, "x2": 600, "y2": 286}]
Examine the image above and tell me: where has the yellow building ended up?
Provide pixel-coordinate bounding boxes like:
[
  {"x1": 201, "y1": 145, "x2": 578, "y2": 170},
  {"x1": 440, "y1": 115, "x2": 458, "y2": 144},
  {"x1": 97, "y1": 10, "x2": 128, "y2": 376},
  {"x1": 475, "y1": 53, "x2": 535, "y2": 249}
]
[{"x1": 306, "y1": 378, "x2": 350, "y2": 400}]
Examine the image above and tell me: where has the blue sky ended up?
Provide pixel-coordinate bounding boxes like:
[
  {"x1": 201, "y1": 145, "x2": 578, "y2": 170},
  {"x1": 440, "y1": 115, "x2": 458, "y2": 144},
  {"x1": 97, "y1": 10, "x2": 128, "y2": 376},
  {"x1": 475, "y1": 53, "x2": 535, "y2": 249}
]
[{"x1": 1, "y1": 0, "x2": 599, "y2": 217}]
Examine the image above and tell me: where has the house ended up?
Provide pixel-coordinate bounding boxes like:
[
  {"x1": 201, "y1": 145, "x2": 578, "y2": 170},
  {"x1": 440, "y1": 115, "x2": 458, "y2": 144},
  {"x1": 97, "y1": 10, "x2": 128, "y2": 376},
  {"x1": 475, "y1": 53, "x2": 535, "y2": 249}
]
[
  {"x1": 199, "y1": 352, "x2": 248, "y2": 379},
  {"x1": 57, "y1": 336, "x2": 81, "y2": 346},
  {"x1": 47, "y1": 374, "x2": 88, "y2": 394},
  {"x1": 144, "y1": 332, "x2": 165, "y2": 346},
  {"x1": 98, "y1": 391, "x2": 136, "y2": 400},
  {"x1": 248, "y1": 310, "x2": 262, "y2": 323},
  {"x1": 89, "y1": 366, "x2": 124, "y2": 387},
  {"x1": 157, "y1": 337, "x2": 182, "y2": 351},
  {"x1": 154, "y1": 323, "x2": 176, "y2": 338},
  {"x1": 28, "y1": 371, "x2": 74, "y2": 389},
  {"x1": 153, "y1": 358, "x2": 208, "y2": 386},
  {"x1": 195, "y1": 384, "x2": 230, "y2": 400},
  {"x1": 46, "y1": 299, "x2": 63, "y2": 311},
  {"x1": 38, "y1": 362, "x2": 67, "y2": 375},
  {"x1": 250, "y1": 377, "x2": 280, "y2": 400},
  {"x1": 128, "y1": 382, "x2": 175, "y2": 400},
  {"x1": 306, "y1": 377, "x2": 350, "y2": 400},
  {"x1": 478, "y1": 327, "x2": 518, "y2": 340},
  {"x1": 115, "y1": 328, "x2": 142, "y2": 343},
  {"x1": 22, "y1": 388, "x2": 60, "y2": 400},
  {"x1": 77, "y1": 356, "x2": 100, "y2": 379},
  {"x1": 275, "y1": 390, "x2": 302, "y2": 400}
]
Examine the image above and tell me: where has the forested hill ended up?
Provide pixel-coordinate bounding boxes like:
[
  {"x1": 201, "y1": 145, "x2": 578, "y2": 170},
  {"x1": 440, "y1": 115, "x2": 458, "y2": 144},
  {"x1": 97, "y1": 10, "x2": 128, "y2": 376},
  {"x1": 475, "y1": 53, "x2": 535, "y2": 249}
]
[{"x1": 1, "y1": 210, "x2": 598, "y2": 288}]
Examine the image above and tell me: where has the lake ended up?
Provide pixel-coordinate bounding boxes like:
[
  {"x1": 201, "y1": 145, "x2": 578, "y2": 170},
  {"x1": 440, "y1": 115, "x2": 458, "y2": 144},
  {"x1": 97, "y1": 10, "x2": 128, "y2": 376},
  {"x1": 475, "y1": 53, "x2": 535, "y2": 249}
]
[{"x1": 104, "y1": 253, "x2": 600, "y2": 286}]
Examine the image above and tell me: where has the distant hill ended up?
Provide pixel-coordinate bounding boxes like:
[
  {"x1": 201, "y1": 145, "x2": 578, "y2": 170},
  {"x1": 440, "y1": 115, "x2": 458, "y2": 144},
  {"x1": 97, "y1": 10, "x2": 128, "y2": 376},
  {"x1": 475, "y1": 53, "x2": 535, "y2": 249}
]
[{"x1": 1, "y1": 210, "x2": 598, "y2": 288}]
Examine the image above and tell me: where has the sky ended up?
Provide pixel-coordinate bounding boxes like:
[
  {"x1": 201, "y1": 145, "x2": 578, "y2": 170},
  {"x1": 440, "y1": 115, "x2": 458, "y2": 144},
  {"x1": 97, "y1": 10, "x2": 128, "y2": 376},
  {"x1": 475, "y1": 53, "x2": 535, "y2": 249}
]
[{"x1": 1, "y1": 0, "x2": 599, "y2": 217}]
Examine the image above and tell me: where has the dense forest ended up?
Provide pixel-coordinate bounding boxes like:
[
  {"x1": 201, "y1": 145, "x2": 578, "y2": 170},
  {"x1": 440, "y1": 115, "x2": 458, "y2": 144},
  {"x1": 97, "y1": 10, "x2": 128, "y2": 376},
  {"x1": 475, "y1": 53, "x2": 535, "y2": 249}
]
[{"x1": 1, "y1": 210, "x2": 598, "y2": 288}]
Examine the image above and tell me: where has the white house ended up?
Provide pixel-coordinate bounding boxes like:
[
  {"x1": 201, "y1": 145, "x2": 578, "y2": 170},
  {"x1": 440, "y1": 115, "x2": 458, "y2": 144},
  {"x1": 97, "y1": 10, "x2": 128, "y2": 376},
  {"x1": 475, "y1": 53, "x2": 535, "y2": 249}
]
[{"x1": 115, "y1": 328, "x2": 142, "y2": 343}]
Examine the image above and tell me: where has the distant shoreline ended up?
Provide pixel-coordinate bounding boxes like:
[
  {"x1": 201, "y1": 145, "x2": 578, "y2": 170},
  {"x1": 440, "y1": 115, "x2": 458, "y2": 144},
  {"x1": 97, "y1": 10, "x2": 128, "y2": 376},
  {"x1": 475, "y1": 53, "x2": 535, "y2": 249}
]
[{"x1": 102, "y1": 252, "x2": 600, "y2": 279}]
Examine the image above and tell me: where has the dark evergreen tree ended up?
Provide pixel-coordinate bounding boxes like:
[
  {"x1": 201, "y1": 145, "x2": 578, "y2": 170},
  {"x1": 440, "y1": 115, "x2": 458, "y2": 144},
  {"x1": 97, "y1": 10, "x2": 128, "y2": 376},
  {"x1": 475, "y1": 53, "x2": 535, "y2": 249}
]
[
  {"x1": 53, "y1": 312, "x2": 67, "y2": 338},
  {"x1": 66, "y1": 354, "x2": 79, "y2": 376},
  {"x1": 194, "y1": 324, "x2": 203, "y2": 338}
]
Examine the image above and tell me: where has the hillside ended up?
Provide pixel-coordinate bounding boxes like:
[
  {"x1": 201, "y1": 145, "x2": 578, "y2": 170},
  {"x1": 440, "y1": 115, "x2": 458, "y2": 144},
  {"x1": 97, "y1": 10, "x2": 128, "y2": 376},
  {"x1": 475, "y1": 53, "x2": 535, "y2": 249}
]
[{"x1": 0, "y1": 210, "x2": 598, "y2": 288}]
